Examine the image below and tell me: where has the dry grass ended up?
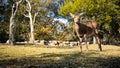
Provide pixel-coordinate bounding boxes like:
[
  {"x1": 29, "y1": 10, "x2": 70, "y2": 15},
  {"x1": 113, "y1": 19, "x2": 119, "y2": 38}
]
[{"x1": 0, "y1": 44, "x2": 120, "y2": 68}]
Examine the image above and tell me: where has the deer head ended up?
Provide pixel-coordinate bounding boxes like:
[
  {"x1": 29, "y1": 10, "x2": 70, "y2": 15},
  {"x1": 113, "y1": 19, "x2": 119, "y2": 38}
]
[{"x1": 70, "y1": 13, "x2": 84, "y2": 23}]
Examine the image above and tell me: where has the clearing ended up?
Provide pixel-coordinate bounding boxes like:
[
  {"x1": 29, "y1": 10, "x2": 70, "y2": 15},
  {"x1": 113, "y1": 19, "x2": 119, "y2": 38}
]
[{"x1": 0, "y1": 44, "x2": 120, "y2": 68}]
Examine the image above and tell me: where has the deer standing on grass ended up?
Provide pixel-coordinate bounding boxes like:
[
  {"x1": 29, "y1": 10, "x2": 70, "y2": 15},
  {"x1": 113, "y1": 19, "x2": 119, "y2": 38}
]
[{"x1": 70, "y1": 13, "x2": 102, "y2": 52}]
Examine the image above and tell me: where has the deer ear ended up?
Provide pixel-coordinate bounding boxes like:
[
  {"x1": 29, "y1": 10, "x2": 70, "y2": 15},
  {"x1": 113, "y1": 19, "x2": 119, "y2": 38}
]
[
  {"x1": 70, "y1": 13, "x2": 75, "y2": 18},
  {"x1": 79, "y1": 12, "x2": 84, "y2": 16}
]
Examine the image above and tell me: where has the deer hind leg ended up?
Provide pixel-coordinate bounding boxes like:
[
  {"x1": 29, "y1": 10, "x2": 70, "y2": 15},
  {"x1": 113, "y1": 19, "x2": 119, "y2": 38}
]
[
  {"x1": 84, "y1": 35, "x2": 88, "y2": 51},
  {"x1": 78, "y1": 36, "x2": 82, "y2": 52},
  {"x1": 95, "y1": 29, "x2": 102, "y2": 51}
]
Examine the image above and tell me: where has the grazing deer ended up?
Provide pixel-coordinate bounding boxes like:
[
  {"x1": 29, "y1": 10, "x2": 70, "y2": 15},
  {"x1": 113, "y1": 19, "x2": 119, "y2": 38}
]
[{"x1": 70, "y1": 13, "x2": 102, "y2": 52}]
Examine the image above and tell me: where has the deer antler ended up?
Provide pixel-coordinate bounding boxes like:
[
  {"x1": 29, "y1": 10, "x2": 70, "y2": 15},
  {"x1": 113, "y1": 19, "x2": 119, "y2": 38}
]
[
  {"x1": 70, "y1": 13, "x2": 75, "y2": 18},
  {"x1": 79, "y1": 12, "x2": 85, "y2": 16}
]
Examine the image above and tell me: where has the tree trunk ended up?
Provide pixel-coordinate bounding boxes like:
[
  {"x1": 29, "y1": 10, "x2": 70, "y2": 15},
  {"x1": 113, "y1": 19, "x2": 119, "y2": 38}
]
[
  {"x1": 24, "y1": 0, "x2": 38, "y2": 44},
  {"x1": 9, "y1": 16, "x2": 15, "y2": 45},
  {"x1": 9, "y1": 1, "x2": 22, "y2": 45},
  {"x1": 29, "y1": 12, "x2": 34, "y2": 43}
]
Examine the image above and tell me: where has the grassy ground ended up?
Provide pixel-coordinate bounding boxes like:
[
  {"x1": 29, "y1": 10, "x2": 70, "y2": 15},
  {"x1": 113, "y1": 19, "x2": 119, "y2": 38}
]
[{"x1": 0, "y1": 44, "x2": 120, "y2": 68}]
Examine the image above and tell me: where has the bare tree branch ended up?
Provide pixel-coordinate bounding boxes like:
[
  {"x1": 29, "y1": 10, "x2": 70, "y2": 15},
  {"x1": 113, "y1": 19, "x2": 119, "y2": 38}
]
[
  {"x1": 33, "y1": 12, "x2": 38, "y2": 24},
  {"x1": 18, "y1": 0, "x2": 22, "y2": 4},
  {"x1": 12, "y1": 0, "x2": 22, "y2": 16},
  {"x1": 26, "y1": 0, "x2": 31, "y2": 11},
  {"x1": 11, "y1": 4, "x2": 15, "y2": 16},
  {"x1": 23, "y1": 14, "x2": 30, "y2": 18}
]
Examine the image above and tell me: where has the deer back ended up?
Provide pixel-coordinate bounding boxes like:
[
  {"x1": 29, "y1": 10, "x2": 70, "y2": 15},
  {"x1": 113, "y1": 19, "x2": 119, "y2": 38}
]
[{"x1": 83, "y1": 20, "x2": 98, "y2": 29}]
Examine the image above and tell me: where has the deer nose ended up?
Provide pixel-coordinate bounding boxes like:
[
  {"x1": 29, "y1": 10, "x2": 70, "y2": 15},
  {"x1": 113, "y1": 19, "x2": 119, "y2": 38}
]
[{"x1": 74, "y1": 19, "x2": 79, "y2": 23}]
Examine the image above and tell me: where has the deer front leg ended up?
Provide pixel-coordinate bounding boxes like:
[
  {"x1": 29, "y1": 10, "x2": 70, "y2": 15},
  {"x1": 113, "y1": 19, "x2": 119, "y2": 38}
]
[
  {"x1": 78, "y1": 36, "x2": 82, "y2": 52},
  {"x1": 95, "y1": 35, "x2": 102, "y2": 51},
  {"x1": 84, "y1": 35, "x2": 88, "y2": 51},
  {"x1": 95, "y1": 30, "x2": 102, "y2": 51}
]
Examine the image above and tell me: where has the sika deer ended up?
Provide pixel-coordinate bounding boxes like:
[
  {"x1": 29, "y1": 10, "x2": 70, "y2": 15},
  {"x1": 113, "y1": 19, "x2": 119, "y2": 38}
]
[{"x1": 70, "y1": 13, "x2": 102, "y2": 52}]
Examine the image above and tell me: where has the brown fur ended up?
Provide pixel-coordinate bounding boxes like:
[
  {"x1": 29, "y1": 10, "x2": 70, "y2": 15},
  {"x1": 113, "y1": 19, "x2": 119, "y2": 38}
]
[{"x1": 70, "y1": 13, "x2": 102, "y2": 52}]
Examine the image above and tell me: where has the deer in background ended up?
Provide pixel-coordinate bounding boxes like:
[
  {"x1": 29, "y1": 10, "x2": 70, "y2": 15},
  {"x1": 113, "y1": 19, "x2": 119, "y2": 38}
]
[{"x1": 70, "y1": 13, "x2": 102, "y2": 52}]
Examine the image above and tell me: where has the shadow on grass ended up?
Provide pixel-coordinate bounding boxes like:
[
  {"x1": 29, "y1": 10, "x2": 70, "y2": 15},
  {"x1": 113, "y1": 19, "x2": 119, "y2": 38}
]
[{"x1": 0, "y1": 51, "x2": 120, "y2": 68}]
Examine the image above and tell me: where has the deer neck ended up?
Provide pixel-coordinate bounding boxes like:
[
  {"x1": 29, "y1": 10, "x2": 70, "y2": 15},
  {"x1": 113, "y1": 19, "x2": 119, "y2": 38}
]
[
  {"x1": 74, "y1": 21, "x2": 82, "y2": 30},
  {"x1": 75, "y1": 20, "x2": 82, "y2": 26}
]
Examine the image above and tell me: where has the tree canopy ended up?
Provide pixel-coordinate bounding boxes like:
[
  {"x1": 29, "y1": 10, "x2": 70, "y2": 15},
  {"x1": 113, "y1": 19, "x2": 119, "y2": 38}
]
[
  {"x1": 0, "y1": 0, "x2": 119, "y2": 44},
  {"x1": 59, "y1": 0, "x2": 120, "y2": 43}
]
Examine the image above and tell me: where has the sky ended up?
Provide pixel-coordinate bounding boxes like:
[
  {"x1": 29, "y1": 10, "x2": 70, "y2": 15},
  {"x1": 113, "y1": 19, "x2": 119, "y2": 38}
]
[
  {"x1": 54, "y1": 16, "x2": 68, "y2": 24},
  {"x1": 2, "y1": 0, "x2": 7, "y2": 4}
]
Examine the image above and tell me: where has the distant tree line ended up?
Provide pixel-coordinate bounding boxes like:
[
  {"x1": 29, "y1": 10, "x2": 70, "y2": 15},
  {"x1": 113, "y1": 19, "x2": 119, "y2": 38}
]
[{"x1": 0, "y1": 0, "x2": 120, "y2": 45}]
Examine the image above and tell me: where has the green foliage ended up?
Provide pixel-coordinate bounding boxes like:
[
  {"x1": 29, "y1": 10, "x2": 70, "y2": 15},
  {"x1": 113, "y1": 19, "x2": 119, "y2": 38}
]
[
  {"x1": 1, "y1": 0, "x2": 119, "y2": 42},
  {"x1": 34, "y1": 21, "x2": 74, "y2": 41},
  {"x1": 34, "y1": 22, "x2": 53, "y2": 40},
  {"x1": 15, "y1": 22, "x2": 30, "y2": 42},
  {"x1": 59, "y1": 0, "x2": 120, "y2": 42},
  {"x1": 15, "y1": 0, "x2": 54, "y2": 41},
  {"x1": 0, "y1": 0, "x2": 65, "y2": 42},
  {"x1": 0, "y1": 23, "x2": 9, "y2": 43}
]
